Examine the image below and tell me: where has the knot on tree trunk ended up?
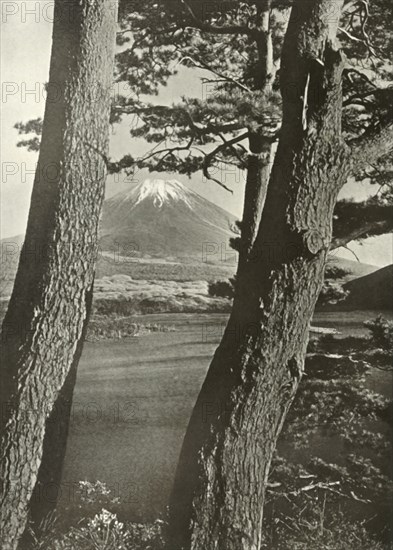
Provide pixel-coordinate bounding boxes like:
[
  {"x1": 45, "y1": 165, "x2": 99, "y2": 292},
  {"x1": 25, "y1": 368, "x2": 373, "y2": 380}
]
[{"x1": 302, "y1": 228, "x2": 327, "y2": 255}]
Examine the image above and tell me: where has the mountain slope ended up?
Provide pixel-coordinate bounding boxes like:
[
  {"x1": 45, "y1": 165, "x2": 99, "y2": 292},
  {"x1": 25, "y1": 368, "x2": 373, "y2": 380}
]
[
  {"x1": 342, "y1": 264, "x2": 393, "y2": 310},
  {"x1": 99, "y1": 179, "x2": 238, "y2": 260},
  {"x1": 326, "y1": 256, "x2": 379, "y2": 281}
]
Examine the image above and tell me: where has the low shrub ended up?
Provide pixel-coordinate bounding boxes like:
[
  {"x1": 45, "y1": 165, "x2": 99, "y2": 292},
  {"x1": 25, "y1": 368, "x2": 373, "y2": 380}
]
[
  {"x1": 26, "y1": 482, "x2": 165, "y2": 550},
  {"x1": 262, "y1": 508, "x2": 386, "y2": 549},
  {"x1": 208, "y1": 276, "x2": 236, "y2": 299},
  {"x1": 38, "y1": 510, "x2": 165, "y2": 550},
  {"x1": 364, "y1": 315, "x2": 393, "y2": 351},
  {"x1": 317, "y1": 280, "x2": 349, "y2": 305}
]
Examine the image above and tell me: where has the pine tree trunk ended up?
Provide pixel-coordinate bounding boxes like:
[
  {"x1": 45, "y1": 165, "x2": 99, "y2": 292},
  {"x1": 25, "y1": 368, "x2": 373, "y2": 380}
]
[
  {"x1": 167, "y1": 1, "x2": 349, "y2": 549},
  {"x1": 240, "y1": 134, "x2": 274, "y2": 259},
  {"x1": 0, "y1": 1, "x2": 118, "y2": 548}
]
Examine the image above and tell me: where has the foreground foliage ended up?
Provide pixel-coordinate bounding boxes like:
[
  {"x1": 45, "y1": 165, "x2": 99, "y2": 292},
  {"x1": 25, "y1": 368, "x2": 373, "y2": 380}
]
[{"x1": 263, "y1": 318, "x2": 392, "y2": 546}]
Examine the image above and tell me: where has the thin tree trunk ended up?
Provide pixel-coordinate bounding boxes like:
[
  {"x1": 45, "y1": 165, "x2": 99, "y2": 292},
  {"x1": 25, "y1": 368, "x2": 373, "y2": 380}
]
[
  {"x1": 240, "y1": 134, "x2": 275, "y2": 259},
  {"x1": 0, "y1": 1, "x2": 118, "y2": 548},
  {"x1": 167, "y1": 1, "x2": 349, "y2": 549},
  {"x1": 239, "y1": 0, "x2": 276, "y2": 276}
]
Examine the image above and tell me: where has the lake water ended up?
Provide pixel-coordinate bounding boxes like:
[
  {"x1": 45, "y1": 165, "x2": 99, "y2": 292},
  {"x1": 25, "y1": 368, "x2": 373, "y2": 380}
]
[{"x1": 60, "y1": 311, "x2": 392, "y2": 521}]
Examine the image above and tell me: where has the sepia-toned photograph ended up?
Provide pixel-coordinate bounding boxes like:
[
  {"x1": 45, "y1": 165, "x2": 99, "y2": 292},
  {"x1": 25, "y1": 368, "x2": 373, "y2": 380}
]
[{"x1": 1, "y1": 1, "x2": 392, "y2": 549}]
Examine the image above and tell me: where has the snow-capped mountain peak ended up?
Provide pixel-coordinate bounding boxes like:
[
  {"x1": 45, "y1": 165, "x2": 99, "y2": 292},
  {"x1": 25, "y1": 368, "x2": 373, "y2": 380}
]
[
  {"x1": 100, "y1": 177, "x2": 238, "y2": 259},
  {"x1": 133, "y1": 178, "x2": 193, "y2": 209}
]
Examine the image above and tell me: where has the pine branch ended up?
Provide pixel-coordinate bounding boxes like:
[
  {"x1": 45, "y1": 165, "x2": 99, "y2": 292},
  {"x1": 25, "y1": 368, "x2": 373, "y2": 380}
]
[
  {"x1": 331, "y1": 197, "x2": 393, "y2": 249},
  {"x1": 331, "y1": 219, "x2": 392, "y2": 249},
  {"x1": 180, "y1": 0, "x2": 252, "y2": 36},
  {"x1": 202, "y1": 131, "x2": 250, "y2": 191},
  {"x1": 178, "y1": 55, "x2": 252, "y2": 93},
  {"x1": 349, "y1": 121, "x2": 393, "y2": 178},
  {"x1": 135, "y1": 139, "x2": 195, "y2": 165},
  {"x1": 112, "y1": 102, "x2": 244, "y2": 136}
]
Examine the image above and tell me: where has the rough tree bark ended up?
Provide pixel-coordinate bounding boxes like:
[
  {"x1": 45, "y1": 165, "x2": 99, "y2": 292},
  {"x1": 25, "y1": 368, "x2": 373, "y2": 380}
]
[
  {"x1": 26, "y1": 311, "x2": 90, "y2": 533},
  {"x1": 0, "y1": 1, "x2": 118, "y2": 548},
  {"x1": 168, "y1": 1, "x2": 351, "y2": 549}
]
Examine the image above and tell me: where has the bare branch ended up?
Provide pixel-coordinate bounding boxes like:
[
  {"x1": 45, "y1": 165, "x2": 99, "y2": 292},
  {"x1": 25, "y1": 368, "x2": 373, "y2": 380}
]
[
  {"x1": 201, "y1": 173, "x2": 234, "y2": 193},
  {"x1": 178, "y1": 55, "x2": 252, "y2": 93},
  {"x1": 344, "y1": 67, "x2": 377, "y2": 88},
  {"x1": 339, "y1": 0, "x2": 381, "y2": 58},
  {"x1": 338, "y1": 26, "x2": 364, "y2": 44},
  {"x1": 202, "y1": 131, "x2": 250, "y2": 191},
  {"x1": 343, "y1": 88, "x2": 382, "y2": 107},
  {"x1": 136, "y1": 139, "x2": 194, "y2": 165},
  {"x1": 339, "y1": 245, "x2": 361, "y2": 262}
]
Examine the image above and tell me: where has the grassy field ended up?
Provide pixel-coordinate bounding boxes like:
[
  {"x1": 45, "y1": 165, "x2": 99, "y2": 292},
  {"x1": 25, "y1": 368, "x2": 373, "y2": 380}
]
[{"x1": 60, "y1": 310, "x2": 392, "y2": 523}]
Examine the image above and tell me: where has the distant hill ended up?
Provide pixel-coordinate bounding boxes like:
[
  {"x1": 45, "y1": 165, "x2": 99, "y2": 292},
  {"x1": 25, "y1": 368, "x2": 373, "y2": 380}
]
[
  {"x1": 325, "y1": 256, "x2": 379, "y2": 281},
  {"x1": 341, "y1": 264, "x2": 393, "y2": 310}
]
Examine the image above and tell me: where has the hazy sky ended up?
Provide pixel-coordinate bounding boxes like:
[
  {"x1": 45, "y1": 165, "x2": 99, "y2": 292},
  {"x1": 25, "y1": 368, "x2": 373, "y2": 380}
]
[{"x1": 1, "y1": 6, "x2": 391, "y2": 266}]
